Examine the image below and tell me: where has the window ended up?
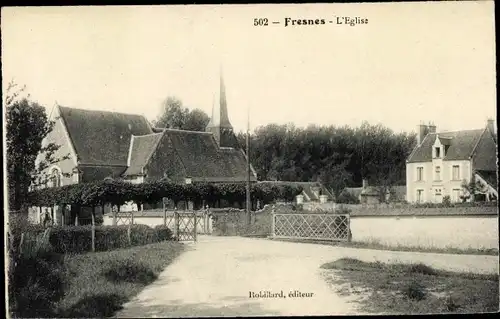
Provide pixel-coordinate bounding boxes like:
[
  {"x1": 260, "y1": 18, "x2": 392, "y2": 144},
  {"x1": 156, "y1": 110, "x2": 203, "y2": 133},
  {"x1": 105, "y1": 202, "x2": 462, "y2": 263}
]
[
  {"x1": 435, "y1": 166, "x2": 441, "y2": 181},
  {"x1": 417, "y1": 167, "x2": 424, "y2": 181},
  {"x1": 416, "y1": 190, "x2": 424, "y2": 203},
  {"x1": 452, "y1": 165, "x2": 460, "y2": 180},
  {"x1": 435, "y1": 147, "x2": 441, "y2": 158},
  {"x1": 51, "y1": 168, "x2": 61, "y2": 187},
  {"x1": 452, "y1": 189, "x2": 461, "y2": 202}
]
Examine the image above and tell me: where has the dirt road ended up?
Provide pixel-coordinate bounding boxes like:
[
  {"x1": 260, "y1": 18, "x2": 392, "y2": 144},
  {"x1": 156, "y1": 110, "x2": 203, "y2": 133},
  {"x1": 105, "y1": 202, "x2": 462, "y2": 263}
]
[{"x1": 115, "y1": 236, "x2": 498, "y2": 317}]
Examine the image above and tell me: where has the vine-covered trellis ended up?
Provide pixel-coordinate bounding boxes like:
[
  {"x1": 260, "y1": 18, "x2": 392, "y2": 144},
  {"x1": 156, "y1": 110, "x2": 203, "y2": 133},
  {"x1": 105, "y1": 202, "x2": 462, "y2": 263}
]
[{"x1": 27, "y1": 180, "x2": 303, "y2": 210}]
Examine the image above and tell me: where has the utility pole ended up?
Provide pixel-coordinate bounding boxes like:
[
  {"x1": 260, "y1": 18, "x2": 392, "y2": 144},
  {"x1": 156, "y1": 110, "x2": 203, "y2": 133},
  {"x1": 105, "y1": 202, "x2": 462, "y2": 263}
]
[{"x1": 246, "y1": 106, "x2": 251, "y2": 225}]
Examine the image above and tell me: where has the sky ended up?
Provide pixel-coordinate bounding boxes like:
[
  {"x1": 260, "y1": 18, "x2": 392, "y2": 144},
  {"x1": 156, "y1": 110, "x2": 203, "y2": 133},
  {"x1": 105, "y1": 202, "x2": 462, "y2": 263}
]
[{"x1": 1, "y1": 2, "x2": 496, "y2": 135}]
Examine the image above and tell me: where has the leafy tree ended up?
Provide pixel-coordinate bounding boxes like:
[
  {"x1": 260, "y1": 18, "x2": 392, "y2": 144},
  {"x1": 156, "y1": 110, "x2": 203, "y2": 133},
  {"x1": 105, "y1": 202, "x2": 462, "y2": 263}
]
[
  {"x1": 5, "y1": 81, "x2": 69, "y2": 212},
  {"x1": 184, "y1": 108, "x2": 210, "y2": 131},
  {"x1": 153, "y1": 96, "x2": 209, "y2": 131},
  {"x1": 238, "y1": 121, "x2": 416, "y2": 193}
]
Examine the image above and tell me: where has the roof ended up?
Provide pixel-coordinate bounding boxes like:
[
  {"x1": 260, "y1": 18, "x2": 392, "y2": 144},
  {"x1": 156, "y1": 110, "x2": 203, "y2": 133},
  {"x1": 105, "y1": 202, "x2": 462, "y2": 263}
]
[
  {"x1": 79, "y1": 165, "x2": 127, "y2": 182},
  {"x1": 122, "y1": 128, "x2": 256, "y2": 182},
  {"x1": 124, "y1": 133, "x2": 163, "y2": 176},
  {"x1": 360, "y1": 186, "x2": 380, "y2": 197},
  {"x1": 476, "y1": 170, "x2": 498, "y2": 189},
  {"x1": 259, "y1": 181, "x2": 333, "y2": 200},
  {"x1": 58, "y1": 106, "x2": 153, "y2": 166},
  {"x1": 165, "y1": 129, "x2": 250, "y2": 181},
  {"x1": 407, "y1": 129, "x2": 484, "y2": 163},
  {"x1": 343, "y1": 187, "x2": 363, "y2": 199}
]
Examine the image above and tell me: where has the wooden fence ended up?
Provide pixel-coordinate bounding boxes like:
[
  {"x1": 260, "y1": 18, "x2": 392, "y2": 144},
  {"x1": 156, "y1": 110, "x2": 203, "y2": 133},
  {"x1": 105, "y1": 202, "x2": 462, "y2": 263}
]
[{"x1": 272, "y1": 213, "x2": 351, "y2": 241}]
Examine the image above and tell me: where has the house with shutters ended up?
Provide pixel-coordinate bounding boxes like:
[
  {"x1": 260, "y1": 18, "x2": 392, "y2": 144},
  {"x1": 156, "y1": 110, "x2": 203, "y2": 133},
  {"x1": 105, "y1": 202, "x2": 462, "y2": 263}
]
[
  {"x1": 406, "y1": 120, "x2": 498, "y2": 204},
  {"x1": 30, "y1": 71, "x2": 257, "y2": 224}
]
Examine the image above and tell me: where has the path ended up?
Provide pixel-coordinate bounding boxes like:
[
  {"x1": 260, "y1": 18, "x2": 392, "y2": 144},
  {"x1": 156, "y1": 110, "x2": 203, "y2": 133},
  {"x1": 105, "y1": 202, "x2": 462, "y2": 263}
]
[{"x1": 115, "y1": 236, "x2": 499, "y2": 317}]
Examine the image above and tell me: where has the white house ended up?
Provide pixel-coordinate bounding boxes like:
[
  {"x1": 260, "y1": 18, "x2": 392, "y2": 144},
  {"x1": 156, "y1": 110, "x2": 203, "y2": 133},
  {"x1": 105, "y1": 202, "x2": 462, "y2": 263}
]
[{"x1": 406, "y1": 120, "x2": 498, "y2": 203}]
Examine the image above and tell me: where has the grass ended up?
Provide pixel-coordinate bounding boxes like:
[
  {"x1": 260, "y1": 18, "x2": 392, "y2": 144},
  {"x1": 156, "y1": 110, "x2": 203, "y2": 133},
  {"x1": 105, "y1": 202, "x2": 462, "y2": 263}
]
[
  {"x1": 268, "y1": 237, "x2": 499, "y2": 256},
  {"x1": 321, "y1": 258, "x2": 499, "y2": 314},
  {"x1": 54, "y1": 241, "x2": 184, "y2": 317}
]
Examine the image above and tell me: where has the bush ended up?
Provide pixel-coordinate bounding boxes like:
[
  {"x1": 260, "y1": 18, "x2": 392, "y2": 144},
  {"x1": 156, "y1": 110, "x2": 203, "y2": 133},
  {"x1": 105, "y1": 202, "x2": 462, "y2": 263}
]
[
  {"x1": 8, "y1": 242, "x2": 66, "y2": 317},
  {"x1": 103, "y1": 259, "x2": 157, "y2": 284},
  {"x1": 45, "y1": 224, "x2": 170, "y2": 254},
  {"x1": 442, "y1": 195, "x2": 451, "y2": 207},
  {"x1": 402, "y1": 280, "x2": 427, "y2": 301},
  {"x1": 154, "y1": 225, "x2": 173, "y2": 241}
]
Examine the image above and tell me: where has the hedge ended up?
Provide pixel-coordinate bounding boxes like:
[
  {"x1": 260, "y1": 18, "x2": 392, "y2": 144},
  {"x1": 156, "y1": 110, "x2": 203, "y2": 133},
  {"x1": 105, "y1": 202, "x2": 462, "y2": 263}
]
[
  {"x1": 26, "y1": 180, "x2": 303, "y2": 208},
  {"x1": 16, "y1": 224, "x2": 174, "y2": 255}
]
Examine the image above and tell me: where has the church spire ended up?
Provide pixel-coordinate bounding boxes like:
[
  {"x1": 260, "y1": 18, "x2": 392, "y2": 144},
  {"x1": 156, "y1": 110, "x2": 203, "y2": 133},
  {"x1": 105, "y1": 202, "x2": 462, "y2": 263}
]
[
  {"x1": 206, "y1": 66, "x2": 239, "y2": 148},
  {"x1": 207, "y1": 68, "x2": 233, "y2": 129}
]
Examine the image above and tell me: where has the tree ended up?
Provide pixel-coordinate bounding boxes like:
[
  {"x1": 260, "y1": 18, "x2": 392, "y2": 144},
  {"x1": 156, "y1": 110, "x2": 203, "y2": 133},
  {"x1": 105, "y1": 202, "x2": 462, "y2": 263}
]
[
  {"x1": 184, "y1": 108, "x2": 210, "y2": 131},
  {"x1": 5, "y1": 81, "x2": 69, "y2": 212},
  {"x1": 318, "y1": 160, "x2": 353, "y2": 199},
  {"x1": 153, "y1": 96, "x2": 210, "y2": 131}
]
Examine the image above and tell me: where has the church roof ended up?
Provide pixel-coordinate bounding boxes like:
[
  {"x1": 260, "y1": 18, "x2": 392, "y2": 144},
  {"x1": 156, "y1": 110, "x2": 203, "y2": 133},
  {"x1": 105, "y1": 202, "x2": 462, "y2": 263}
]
[
  {"x1": 124, "y1": 133, "x2": 163, "y2": 176},
  {"x1": 58, "y1": 105, "x2": 253, "y2": 183},
  {"x1": 58, "y1": 106, "x2": 153, "y2": 166},
  {"x1": 122, "y1": 128, "x2": 256, "y2": 182}
]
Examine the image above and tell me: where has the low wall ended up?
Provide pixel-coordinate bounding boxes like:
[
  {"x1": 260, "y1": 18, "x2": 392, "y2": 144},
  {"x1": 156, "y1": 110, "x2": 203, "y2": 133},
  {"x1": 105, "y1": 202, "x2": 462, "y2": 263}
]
[{"x1": 350, "y1": 215, "x2": 498, "y2": 250}]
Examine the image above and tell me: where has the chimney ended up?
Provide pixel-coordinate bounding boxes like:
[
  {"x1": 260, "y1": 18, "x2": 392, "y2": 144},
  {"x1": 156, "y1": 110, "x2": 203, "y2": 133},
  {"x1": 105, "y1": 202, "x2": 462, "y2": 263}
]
[
  {"x1": 428, "y1": 121, "x2": 436, "y2": 134},
  {"x1": 487, "y1": 118, "x2": 495, "y2": 134},
  {"x1": 417, "y1": 123, "x2": 429, "y2": 145},
  {"x1": 362, "y1": 179, "x2": 368, "y2": 189}
]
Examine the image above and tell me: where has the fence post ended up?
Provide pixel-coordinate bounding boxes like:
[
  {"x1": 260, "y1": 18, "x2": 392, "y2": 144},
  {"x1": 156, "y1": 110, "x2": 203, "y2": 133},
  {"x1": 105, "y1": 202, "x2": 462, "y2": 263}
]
[
  {"x1": 112, "y1": 205, "x2": 117, "y2": 226},
  {"x1": 347, "y1": 214, "x2": 352, "y2": 242},
  {"x1": 163, "y1": 197, "x2": 167, "y2": 227},
  {"x1": 131, "y1": 209, "x2": 135, "y2": 225},
  {"x1": 174, "y1": 208, "x2": 179, "y2": 241},
  {"x1": 91, "y1": 207, "x2": 96, "y2": 252},
  {"x1": 193, "y1": 212, "x2": 197, "y2": 242},
  {"x1": 271, "y1": 206, "x2": 276, "y2": 238}
]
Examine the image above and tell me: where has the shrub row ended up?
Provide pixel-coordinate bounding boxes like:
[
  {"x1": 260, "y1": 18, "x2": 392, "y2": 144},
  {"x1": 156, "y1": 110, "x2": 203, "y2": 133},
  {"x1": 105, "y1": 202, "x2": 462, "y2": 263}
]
[
  {"x1": 411, "y1": 201, "x2": 497, "y2": 208},
  {"x1": 13, "y1": 224, "x2": 173, "y2": 255},
  {"x1": 27, "y1": 180, "x2": 303, "y2": 208}
]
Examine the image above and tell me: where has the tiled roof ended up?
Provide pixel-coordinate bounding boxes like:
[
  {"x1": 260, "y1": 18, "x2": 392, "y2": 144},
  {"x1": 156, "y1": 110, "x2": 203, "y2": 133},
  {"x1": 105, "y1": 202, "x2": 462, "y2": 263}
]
[
  {"x1": 476, "y1": 170, "x2": 498, "y2": 190},
  {"x1": 259, "y1": 181, "x2": 333, "y2": 200},
  {"x1": 407, "y1": 129, "x2": 484, "y2": 163},
  {"x1": 79, "y1": 165, "x2": 127, "y2": 182},
  {"x1": 360, "y1": 186, "x2": 380, "y2": 196},
  {"x1": 59, "y1": 106, "x2": 153, "y2": 166},
  {"x1": 134, "y1": 129, "x2": 254, "y2": 182},
  {"x1": 124, "y1": 133, "x2": 163, "y2": 176},
  {"x1": 343, "y1": 187, "x2": 363, "y2": 199},
  {"x1": 218, "y1": 148, "x2": 257, "y2": 182}
]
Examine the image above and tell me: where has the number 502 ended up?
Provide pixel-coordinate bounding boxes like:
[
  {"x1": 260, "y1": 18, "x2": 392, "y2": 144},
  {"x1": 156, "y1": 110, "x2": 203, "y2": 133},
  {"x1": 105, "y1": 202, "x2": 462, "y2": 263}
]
[{"x1": 254, "y1": 18, "x2": 268, "y2": 26}]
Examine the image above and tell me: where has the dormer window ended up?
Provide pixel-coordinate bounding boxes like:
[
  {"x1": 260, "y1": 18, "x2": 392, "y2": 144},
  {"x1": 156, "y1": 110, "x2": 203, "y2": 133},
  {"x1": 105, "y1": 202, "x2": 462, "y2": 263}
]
[
  {"x1": 444, "y1": 145, "x2": 450, "y2": 157},
  {"x1": 434, "y1": 147, "x2": 441, "y2": 158}
]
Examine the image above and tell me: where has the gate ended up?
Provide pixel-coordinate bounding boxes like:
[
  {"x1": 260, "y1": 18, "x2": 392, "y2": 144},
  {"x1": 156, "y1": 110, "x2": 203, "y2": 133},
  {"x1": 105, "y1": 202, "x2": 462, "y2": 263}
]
[
  {"x1": 272, "y1": 213, "x2": 350, "y2": 241},
  {"x1": 112, "y1": 205, "x2": 134, "y2": 226}
]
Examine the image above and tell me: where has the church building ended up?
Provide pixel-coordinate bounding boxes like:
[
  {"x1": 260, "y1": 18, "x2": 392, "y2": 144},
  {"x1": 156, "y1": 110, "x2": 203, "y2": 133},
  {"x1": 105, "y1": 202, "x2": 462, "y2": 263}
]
[{"x1": 30, "y1": 71, "x2": 257, "y2": 224}]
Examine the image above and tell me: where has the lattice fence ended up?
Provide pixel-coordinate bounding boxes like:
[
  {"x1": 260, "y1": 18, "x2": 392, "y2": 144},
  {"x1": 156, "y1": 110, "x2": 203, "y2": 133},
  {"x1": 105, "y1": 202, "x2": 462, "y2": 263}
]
[
  {"x1": 114, "y1": 212, "x2": 134, "y2": 226},
  {"x1": 162, "y1": 211, "x2": 210, "y2": 242},
  {"x1": 272, "y1": 213, "x2": 350, "y2": 241}
]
